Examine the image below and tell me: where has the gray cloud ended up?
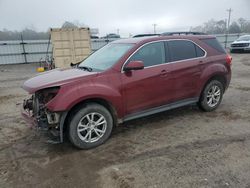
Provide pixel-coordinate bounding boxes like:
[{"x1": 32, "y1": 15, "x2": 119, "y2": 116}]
[{"x1": 0, "y1": 0, "x2": 249, "y2": 36}]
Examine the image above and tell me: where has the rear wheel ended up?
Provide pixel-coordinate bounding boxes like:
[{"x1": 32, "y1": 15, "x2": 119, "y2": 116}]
[
  {"x1": 68, "y1": 103, "x2": 113, "y2": 149},
  {"x1": 198, "y1": 80, "x2": 224, "y2": 112}
]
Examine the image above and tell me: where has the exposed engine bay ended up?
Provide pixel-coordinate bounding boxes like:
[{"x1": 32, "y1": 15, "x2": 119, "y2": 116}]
[{"x1": 22, "y1": 87, "x2": 64, "y2": 143}]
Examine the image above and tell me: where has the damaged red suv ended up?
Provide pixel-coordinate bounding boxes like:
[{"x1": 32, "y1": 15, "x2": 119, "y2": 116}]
[{"x1": 22, "y1": 33, "x2": 232, "y2": 149}]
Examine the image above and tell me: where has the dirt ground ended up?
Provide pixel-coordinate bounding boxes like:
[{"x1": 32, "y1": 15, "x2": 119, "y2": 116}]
[{"x1": 0, "y1": 53, "x2": 250, "y2": 188}]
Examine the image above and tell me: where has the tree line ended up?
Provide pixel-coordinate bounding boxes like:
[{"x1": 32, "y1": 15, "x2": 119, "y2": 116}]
[
  {"x1": 0, "y1": 21, "x2": 83, "y2": 41},
  {"x1": 190, "y1": 18, "x2": 250, "y2": 34},
  {"x1": 0, "y1": 28, "x2": 50, "y2": 41},
  {"x1": 1, "y1": 18, "x2": 250, "y2": 41}
]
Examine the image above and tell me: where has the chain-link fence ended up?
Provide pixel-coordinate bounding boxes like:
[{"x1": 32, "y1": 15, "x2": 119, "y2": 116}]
[{"x1": 0, "y1": 33, "x2": 248, "y2": 65}]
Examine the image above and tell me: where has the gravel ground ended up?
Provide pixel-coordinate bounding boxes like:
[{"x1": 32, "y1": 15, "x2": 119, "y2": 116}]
[{"x1": 0, "y1": 53, "x2": 250, "y2": 188}]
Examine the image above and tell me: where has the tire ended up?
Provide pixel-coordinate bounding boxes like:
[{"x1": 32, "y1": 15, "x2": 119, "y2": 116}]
[
  {"x1": 68, "y1": 103, "x2": 113, "y2": 149},
  {"x1": 198, "y1": 80, "x2": 224, "y2": 112}
]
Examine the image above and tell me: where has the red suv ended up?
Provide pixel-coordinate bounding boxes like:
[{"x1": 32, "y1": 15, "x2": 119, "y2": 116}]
[{"x1": 22, "y1": 33, "x2": 232, "y2": 149}]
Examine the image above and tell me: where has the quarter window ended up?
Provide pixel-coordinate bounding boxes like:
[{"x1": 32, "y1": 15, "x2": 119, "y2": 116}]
[
  {"x1": 201, "y1": 38, "x2": 226, "y2": 54},
  {"x1": 128, "y1": 42, "x2": 165, "y2": 67},
  {"x1": 168, "y1": 40, "x2": 197, "y2": 61},
  {"x1": 195, "y1": 45, "x2": 205, "y2": 57}
]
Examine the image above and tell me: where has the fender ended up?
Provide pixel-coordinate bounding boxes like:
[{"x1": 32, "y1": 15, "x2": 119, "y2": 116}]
[
  {"x1": 46, "y1": 81, "x2": 124, "y2": 118},
  {"x1": 198, "y1": 62, "x2": 228, "y2": 95}
]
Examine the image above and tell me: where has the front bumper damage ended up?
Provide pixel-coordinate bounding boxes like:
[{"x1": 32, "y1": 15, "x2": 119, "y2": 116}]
[{"x1": 22, "y1": 95, "x2": 67, "y2": 143}]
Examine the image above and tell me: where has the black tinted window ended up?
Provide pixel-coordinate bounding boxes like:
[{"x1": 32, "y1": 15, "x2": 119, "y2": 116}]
[
  {"x1": 196, "y1": 45, "x2": 205, "y2": 57},
  {"x1": 129, "y1": 42, "x2": 165, "y2": 67},
  {"x1": 168, "y1": 40, "x2": 197, "y2": 61},
  {"x1": 201, "y1": 38, "x2": 226, "y2": 54}
]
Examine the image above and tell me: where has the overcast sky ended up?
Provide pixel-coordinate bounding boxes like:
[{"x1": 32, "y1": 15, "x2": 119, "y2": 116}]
[{"x1": 0, "y1": 0, "x2": 249, "y2": 37}]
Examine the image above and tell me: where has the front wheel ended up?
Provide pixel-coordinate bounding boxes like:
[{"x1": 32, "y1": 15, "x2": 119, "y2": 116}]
[
  {"x1": 198, "y1": 80, "x2": 224, "y2": 112},
  {"x1": 68, "y1": 103, "x2": 113, "y2": 149}
]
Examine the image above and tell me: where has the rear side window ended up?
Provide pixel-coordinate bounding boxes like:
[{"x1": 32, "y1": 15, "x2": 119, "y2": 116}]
[
  {"x1": 129, "y1": 42, "x2": 165, "y2": 67},
  {"x1": 201, "y1": 38, "x2": 226, "y2": 54},
  {"x1": 196, "y1": 45, "x2": 205, "y2": 57},
  {"x1": 167, "y1": 40, "x2": 197, "y2": 61}
]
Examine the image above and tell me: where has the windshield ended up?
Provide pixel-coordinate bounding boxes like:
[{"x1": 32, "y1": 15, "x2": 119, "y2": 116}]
[
  {"x1": 79, "y1": 43, "x2": 134, "y2": 71},
  {"x1": 237, "y1": 35, "x2": 250, "y2": 41}
]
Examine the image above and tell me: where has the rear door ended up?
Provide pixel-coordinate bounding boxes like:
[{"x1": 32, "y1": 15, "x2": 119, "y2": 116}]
[
  {"x1": 167, "y1": 40, "x2": 206, "y2": 101},
  {"x1": 121, "y1": 41, "x2": 173, "y2": 115}
]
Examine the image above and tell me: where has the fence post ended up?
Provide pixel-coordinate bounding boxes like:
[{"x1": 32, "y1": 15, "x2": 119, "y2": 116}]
[
  {"x1": 224, "y1": 33, "x2": 228, "y2": 49},
  {"x1": 20, "y1": 34, "x2": 27, "y2": 63},
  {"x1": 105, "y1": 35, "x2": 109, "y2": 44}
]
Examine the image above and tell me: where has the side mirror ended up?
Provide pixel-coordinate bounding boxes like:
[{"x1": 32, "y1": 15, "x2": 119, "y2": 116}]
[{"x1": 123, "y1": 61, "x2": 144, "y2": 72}]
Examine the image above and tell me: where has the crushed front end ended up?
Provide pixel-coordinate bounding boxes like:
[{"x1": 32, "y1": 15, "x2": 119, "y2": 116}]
[{"x1": 22, "y1": 87, "x2": 67, "y2": 143}]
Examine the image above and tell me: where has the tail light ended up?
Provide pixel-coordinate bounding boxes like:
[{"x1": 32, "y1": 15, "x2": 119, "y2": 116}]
[{"x1": 226, "y1": 54, "x2": 232, "y2": 66}]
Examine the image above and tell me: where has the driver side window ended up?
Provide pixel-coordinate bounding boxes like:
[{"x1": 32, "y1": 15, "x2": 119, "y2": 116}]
[{"x1": 128, "y1": 42, "x2": 166, "y2": 67}]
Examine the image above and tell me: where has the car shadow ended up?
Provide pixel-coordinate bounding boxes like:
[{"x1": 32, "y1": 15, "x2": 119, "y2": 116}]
[{"x1": 112, "y1": 104, "x2": 200, "y2": 136}]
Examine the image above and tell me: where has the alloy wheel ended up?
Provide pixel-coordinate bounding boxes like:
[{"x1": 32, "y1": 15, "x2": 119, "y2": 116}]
[
  {"x1": 206, "y1": 85, "x2": 221, "y2": 107},
  {"x1": 77, "y1": 112, "x2": 107, "y2": 143}
]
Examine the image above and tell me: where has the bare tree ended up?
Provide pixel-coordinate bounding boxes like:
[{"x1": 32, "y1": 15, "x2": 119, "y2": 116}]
[
  {"x1": 229, "y1": 21, "x2": 241, "y2": 33},
  {"x1": 61, "y1": 21, "x2": 88, "y2": 29},
  {"x1": 238, "y1": 18, "x2": 246, "y2": 30},
  {"x1": 191, "y1": 18, "x2": 250, "y2": 34},
  {"x1": 61, "y1": 21, "x2": 78, "y2": 29}
]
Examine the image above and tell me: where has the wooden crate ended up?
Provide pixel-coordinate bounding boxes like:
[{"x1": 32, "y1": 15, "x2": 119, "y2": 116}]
[{"x1": 51, "y1": 28, "x2": 91, "y2": 68}]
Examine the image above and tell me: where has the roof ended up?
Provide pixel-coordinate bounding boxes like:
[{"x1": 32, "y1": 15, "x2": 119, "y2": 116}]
[{"x1": 112, "y1": 35, "x2": 215, "y2": 45}]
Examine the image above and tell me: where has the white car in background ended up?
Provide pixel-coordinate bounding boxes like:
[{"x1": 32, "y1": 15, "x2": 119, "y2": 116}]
[{"x1": 230, "y1": 35, "x2": 250, "y2": 53}]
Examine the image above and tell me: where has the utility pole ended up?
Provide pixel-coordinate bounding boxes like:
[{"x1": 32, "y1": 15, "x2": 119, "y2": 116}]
[
  {"x1": 226, "y1": 8, "x2": 232, "y2": 32},
  {"x1": 117, "y1": 29, "x2": 120, "y2": 35},
  {"x1": 225, "y1": 8, "x2": 232, "y2": 49},
  {"x1": 152, "y1": 23, "x2": 157, "y2": 34}
]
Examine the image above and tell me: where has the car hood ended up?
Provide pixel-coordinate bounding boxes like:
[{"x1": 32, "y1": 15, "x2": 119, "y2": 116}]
[
  {"x1": 23, "y1": 68, "x2": 97, "y2": 93},
  {"x1": 232, "y1": 40, "x2": 250, "y2": 44}
]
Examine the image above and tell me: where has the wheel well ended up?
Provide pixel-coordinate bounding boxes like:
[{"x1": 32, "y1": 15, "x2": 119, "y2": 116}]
[
  {"x1": 63, "y1": 98, "x2": 118, "y2": 133},
  {"x1": 200, "y1": 74, "x2": 226, "y2": 97},
  {"x1": 206, "y1": 75, "x2": 226, "y2": 90}
]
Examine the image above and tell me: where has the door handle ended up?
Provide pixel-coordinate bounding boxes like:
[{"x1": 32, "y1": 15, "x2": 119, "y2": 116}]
[
  {"x1": 160, "y1": 70, "x2": 168, "y2": 76},
  {"x1": 199, "y1": 60, "x2": 206, "y2": 64}
]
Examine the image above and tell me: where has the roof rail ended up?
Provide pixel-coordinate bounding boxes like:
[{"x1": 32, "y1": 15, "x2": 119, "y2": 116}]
[
  {"x1": 133, "y1": 34, "x2": 160, "y2": 38},
  {"x1": 161, "y1": 32, "x2": 207, "y2": 36}
]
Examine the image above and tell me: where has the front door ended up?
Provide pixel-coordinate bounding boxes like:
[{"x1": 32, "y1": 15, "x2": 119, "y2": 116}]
[{"x1": 121, "y1": 42, "x2": 173, "y2": 115}]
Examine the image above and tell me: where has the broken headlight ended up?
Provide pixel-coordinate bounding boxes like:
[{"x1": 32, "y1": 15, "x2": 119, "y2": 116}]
[{"x1": 36, "y1": 86, "x2": 60, "y2": 105}]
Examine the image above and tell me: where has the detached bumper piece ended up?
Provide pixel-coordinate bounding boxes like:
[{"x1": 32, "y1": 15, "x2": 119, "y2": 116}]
[{"x1": 22, "y1": 96, "x2": 66, "y2": 144}]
